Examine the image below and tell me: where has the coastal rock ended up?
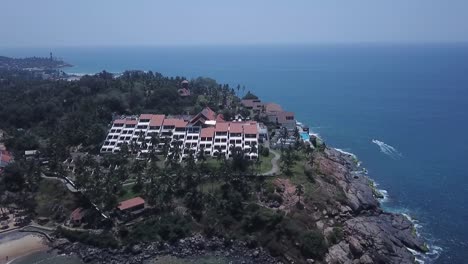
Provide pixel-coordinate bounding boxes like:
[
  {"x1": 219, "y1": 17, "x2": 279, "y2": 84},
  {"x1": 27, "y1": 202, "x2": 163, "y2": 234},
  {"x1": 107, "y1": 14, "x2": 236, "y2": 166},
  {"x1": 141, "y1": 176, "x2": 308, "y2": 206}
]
[
  {"x1": 347, "y1": 236, "x2": 363, "y2": 257},
  {"x1": 344, "y1": 213, "x2": 424, "y2": 263},
  {"x1": 131, "y1": 244, "x2": 142, "y2": 254},
  {"x1": 359, "y1": 254, "x2": 373, "y2": 264},
  {"x1": 325, "y1": 241, "x2": 352, "y2": 264},
  {"x1": 314, "y1": 148, "x2": 426, "y2": 264},
  {"x1": 55, "y1": 235, "x2": 278, "y2": 264}
]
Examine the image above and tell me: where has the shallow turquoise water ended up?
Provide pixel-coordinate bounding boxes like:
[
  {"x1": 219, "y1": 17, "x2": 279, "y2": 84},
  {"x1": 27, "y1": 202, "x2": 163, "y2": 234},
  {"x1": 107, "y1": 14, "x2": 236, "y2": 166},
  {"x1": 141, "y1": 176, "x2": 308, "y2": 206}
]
[{"x1": 300, "y1": 132, "x2": 309, "y2": 141}]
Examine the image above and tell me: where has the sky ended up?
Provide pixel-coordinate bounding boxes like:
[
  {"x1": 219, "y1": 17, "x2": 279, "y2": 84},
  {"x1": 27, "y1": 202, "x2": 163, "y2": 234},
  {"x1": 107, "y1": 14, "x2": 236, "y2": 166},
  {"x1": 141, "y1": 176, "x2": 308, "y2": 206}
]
[{"x1": 1, "y1": 0, "x2": 468, "y2": 47}]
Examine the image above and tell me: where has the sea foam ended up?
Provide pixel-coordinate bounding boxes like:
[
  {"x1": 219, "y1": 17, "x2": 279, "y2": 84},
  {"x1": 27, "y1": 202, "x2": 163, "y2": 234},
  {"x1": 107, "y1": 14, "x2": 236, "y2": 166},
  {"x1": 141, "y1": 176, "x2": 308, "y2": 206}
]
[
  {"x1": 372, "y1": 139, "x2": 402, "y2": 159},
  {"x1": 402, "y1": 213, "x2": 442, "y2": 264},
  {"x1": 335, "y1": 148, "x2": 357, "y2": 159}
]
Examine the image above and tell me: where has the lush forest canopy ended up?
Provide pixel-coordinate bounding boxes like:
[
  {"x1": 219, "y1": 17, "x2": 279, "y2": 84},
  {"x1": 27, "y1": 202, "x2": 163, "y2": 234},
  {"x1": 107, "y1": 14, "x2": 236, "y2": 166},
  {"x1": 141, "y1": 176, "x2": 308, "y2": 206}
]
[{"x1": 0, "y1": 70, "x2": 237, "y2": 154}]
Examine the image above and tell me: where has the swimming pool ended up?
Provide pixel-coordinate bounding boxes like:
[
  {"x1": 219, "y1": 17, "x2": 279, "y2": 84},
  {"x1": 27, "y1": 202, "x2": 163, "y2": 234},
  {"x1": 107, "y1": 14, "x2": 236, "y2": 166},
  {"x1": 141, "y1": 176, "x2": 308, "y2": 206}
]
[{"x1": 300, "y1": 132, "x2": 310, "y2": 141}]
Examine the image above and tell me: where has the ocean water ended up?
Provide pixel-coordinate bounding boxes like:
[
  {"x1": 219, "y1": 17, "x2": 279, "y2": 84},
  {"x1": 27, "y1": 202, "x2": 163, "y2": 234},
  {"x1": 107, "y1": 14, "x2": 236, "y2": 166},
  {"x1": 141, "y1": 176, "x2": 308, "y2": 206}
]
[{"x1": 2, "y1": 44, "x2": 468, "y2": 263}]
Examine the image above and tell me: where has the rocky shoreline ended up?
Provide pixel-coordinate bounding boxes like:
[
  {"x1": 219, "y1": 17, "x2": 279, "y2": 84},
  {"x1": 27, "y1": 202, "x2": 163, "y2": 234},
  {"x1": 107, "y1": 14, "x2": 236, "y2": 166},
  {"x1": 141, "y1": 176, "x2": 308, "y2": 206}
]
[
  {"x1": 52, "y1": 234, "x2": 278, "y2": 264},
  {"x1": 318, "y1": 147, "x2": 427, "y2": 264}
]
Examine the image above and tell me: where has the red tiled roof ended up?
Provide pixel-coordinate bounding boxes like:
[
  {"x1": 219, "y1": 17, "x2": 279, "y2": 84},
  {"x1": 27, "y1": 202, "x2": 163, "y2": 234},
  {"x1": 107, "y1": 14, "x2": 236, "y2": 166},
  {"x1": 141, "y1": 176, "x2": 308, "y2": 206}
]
[
  {"x1": 229, "y1": 123, "x2": 243, "y2": 133},
  {"x1": 0, "y1": 150, "x2": 12, "y2": 163},
  {"x1": 200, "y1": 127, "x2": 215, "y2": 138},
  {"x1": 201, "y1": 107, "x2": 216, "y2": 121},
  {"x1": 70, "y1": 207, "x2": 85, "y2": 221},
  {"x1": 139, "y1": 114, "x2": 154, "y2": 120},
  {"x1": 216, "y1": 114, "x2": 225, "y2": 122},
  {"x1": 125, "y1": 119, "x2": 138, "y2": 125},
  {"x1": 149, "y1": 115, "x2": 165, "y2": 126},
  {"x1": 113, "y1": 118, "x2": 138, "y2": 125},
  {"x1": 276, "y1": 111, "x2": 295, "y2": 124},
  {"x1": 215, "y1": 122, "x2": 229, "y2": 132},
  {"x1": 163, "y1": 118, "x2": 187, "y2": 128},
  {"x1": 241, "y1": 99, "x2": 262, "y2": 109},
  {"x1": 243, "y1": 124, "x2": 258, "y2": 135},
  {"x1": 118, "y1": 197, "x2": 145, "y2": 211},
  {"x1": 189, "y1": 107, "x2": 217, "y2": 125},
  {"x1": 265, "y1": 103, "x2": 283, "y2": 113},
  {"x1": 113, "y1": 119, "x2": 126, "y2": 124}
]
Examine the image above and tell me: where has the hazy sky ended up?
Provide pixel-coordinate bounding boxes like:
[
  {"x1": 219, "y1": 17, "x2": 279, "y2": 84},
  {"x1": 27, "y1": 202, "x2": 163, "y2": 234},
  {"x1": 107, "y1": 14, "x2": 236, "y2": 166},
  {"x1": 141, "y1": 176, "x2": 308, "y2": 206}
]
[{"x1": 2, "y1": 0, "x2": 468, "y2": 47}]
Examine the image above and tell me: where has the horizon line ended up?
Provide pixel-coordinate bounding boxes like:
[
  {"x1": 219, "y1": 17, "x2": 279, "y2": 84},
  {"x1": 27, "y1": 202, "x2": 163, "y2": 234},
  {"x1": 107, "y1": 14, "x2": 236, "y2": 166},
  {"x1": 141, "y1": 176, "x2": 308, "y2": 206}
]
[{"x1": 1, "y1": 41, "x2": 468, "y2": 49}]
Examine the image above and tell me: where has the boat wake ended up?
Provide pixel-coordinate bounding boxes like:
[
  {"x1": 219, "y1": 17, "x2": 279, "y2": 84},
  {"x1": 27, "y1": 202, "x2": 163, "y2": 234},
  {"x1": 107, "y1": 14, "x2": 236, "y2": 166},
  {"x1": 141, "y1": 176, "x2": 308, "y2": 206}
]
[{"x1": 372, "y1": 139, "x2": 402, "y2": 159}]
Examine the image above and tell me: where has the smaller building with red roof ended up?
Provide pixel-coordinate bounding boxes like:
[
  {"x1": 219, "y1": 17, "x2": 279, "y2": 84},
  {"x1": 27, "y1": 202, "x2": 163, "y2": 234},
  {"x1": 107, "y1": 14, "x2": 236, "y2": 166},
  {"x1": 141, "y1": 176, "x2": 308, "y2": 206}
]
[
  {"x1": 70, "y1": 207, "x2": 86, "y2": 226},
  {"x1": 118, "y1": 197, "x2": 146, "y2": 212}
]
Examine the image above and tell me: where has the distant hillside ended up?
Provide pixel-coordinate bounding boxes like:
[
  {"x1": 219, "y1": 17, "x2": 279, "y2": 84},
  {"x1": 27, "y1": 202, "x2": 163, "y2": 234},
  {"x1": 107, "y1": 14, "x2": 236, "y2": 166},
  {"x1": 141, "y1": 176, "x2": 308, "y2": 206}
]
[{"x1": 0, "y1": 55, "x2": 72, "y2": 70}]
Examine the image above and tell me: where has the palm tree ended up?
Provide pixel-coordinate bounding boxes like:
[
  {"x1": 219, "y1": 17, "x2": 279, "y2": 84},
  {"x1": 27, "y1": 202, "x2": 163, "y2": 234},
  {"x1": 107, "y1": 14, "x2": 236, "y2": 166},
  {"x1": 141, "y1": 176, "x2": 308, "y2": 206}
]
[
  {"x1": 293, "y1": 127, "x2": 300, "y2": 141},
  {"x1": 295, "y1": 184, "x2": 304, "y2": 208},
  {"x1": 150, "y1": 133, "x2": 160, "y2": 152},
  {"x1": 280, "y1": 145, "x2": 296, "y2": 176},
  {"x1": 250, "y1": 142, "x2": 258, "y2": 157},
  {"x1": 197, "y1": 146, "x2": 206, "y2": 163}
]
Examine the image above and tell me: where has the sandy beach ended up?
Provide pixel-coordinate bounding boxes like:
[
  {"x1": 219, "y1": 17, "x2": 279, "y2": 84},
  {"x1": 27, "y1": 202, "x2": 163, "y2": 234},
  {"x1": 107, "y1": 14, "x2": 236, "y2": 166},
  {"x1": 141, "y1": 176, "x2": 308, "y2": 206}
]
[{"x1": 0, "y1": 231, "x2": 48, "y2": 264}]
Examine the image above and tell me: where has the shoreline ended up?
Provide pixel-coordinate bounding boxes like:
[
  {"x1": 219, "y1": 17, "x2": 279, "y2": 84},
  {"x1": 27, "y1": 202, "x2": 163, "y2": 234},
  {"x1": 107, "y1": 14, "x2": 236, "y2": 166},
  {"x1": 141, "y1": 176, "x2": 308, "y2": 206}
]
[
  {"x1": 299, "y1": 119, "x2": 438, "y2": 263},
  {"x1": 0, "y1": 231, "x2": 49, "y2": 264},
  {"x1": 331, "y1": 143, "x2": 439, "y2": 263}
]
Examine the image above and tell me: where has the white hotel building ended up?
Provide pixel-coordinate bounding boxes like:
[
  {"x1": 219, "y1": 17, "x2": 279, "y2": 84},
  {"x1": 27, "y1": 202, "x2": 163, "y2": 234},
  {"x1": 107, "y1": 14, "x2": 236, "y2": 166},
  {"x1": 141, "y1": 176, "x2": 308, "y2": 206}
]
[{"x1": 101, "y1": 108, "x2": 260, "y2": 159}]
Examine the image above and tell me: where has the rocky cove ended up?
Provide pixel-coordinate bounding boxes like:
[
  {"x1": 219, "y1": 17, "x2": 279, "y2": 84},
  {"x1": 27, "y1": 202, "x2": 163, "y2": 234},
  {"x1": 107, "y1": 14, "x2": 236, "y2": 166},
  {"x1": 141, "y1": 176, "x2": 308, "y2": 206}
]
[{"x1": 48, "y1": 146, "x2": 427, "y2": 264}]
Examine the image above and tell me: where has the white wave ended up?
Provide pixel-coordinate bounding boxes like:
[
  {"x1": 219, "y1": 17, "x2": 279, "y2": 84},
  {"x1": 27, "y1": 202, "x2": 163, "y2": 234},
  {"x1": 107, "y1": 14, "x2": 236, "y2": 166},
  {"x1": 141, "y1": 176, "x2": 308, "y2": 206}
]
[
  {"x1": 372, "y1": 139, "x2": 402, "y2": 159},
  {"x1": 401, "y1": 213, "x2": 442, "y2": 263},
  {"x1": 335, "y1": 148, "x2": 357, "y2": 159},
  {"x1": 378, "y1": 189, "x2": 389, "y2": 202},
  {"x1": 407, "y1": 244, "x2": 443, "y2": 264},
  {"x1": 309, "y1": 132, "x2": 320, "y2": 138}
]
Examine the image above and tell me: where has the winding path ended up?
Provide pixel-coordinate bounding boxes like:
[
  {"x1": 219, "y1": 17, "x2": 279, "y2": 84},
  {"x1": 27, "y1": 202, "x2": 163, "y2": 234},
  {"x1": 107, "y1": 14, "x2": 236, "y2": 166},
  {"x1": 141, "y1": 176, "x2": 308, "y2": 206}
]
[{"x1": 262, "y1": 149, "x2": 280, "y2": 176}]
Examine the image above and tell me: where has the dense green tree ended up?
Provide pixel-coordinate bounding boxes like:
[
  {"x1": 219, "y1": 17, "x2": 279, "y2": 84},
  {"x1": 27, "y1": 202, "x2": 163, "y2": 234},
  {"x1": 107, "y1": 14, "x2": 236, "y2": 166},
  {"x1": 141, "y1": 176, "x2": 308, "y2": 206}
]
[
  {"x1": 242, "y1": 91, "x2": 258, "y2": 100},
  {"x1": 280, "y1": 146, "x2": 297, "y2": 176}
]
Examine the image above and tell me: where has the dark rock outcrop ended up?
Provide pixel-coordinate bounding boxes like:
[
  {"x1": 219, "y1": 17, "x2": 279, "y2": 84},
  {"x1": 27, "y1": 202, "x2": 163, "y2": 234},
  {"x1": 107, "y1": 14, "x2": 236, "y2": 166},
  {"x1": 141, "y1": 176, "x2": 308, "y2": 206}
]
[
  {"x1": 52, "y1": 234, "x2": 278, "y2": 264},
  {"x1": 314, "y1": 148, "x2": 426, "y2": 264}
]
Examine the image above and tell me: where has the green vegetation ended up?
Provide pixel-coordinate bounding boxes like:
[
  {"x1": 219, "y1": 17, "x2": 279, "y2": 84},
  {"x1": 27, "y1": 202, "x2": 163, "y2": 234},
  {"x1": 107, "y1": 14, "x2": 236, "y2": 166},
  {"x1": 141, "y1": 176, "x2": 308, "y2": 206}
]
[
  {"x1": 0, "y1": 71, "x2": 239, "y2": 155},
  {"x1": 124, "y1": 214, "x2": 192, "y2": 244},
  {"x1": 242, "y1": 91, "x2": 258, "y2": 100},
  {"x1": 119, "y1": 185, "x2": 141, "y2": 202},
  {"x1": 258, "y1": 152, "x2": 274, "y2": 173},
  {"x1": 300, "y1": 231, "x2": 328, "y2": 259},
  {"x1": 0, "y1": 55, "x2": 71, "y2": 70},
  {"x1": 327, "y1": 227, "x2": 344, "y2": 245},
  {"x1": 368, "y1": 180, "x2": 384, "y2": 199},
  {"x1": 35, "y1": 179, "x2": 79, "y2": 220}
]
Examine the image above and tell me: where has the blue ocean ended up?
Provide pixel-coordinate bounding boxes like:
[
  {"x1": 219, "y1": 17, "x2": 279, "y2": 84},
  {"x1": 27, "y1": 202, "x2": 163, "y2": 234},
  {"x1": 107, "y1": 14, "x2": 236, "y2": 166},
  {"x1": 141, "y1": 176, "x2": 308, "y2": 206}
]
[{"x1": 2, "y1": 44, "x2": 467, "y2": 263}]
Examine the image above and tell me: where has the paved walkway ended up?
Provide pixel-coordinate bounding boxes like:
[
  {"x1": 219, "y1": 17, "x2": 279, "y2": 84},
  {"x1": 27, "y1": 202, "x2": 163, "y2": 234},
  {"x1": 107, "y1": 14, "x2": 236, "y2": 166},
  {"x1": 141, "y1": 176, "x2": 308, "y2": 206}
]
[{"x1": 262, "y1": 149, "x2": 280, "y2": 176}]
